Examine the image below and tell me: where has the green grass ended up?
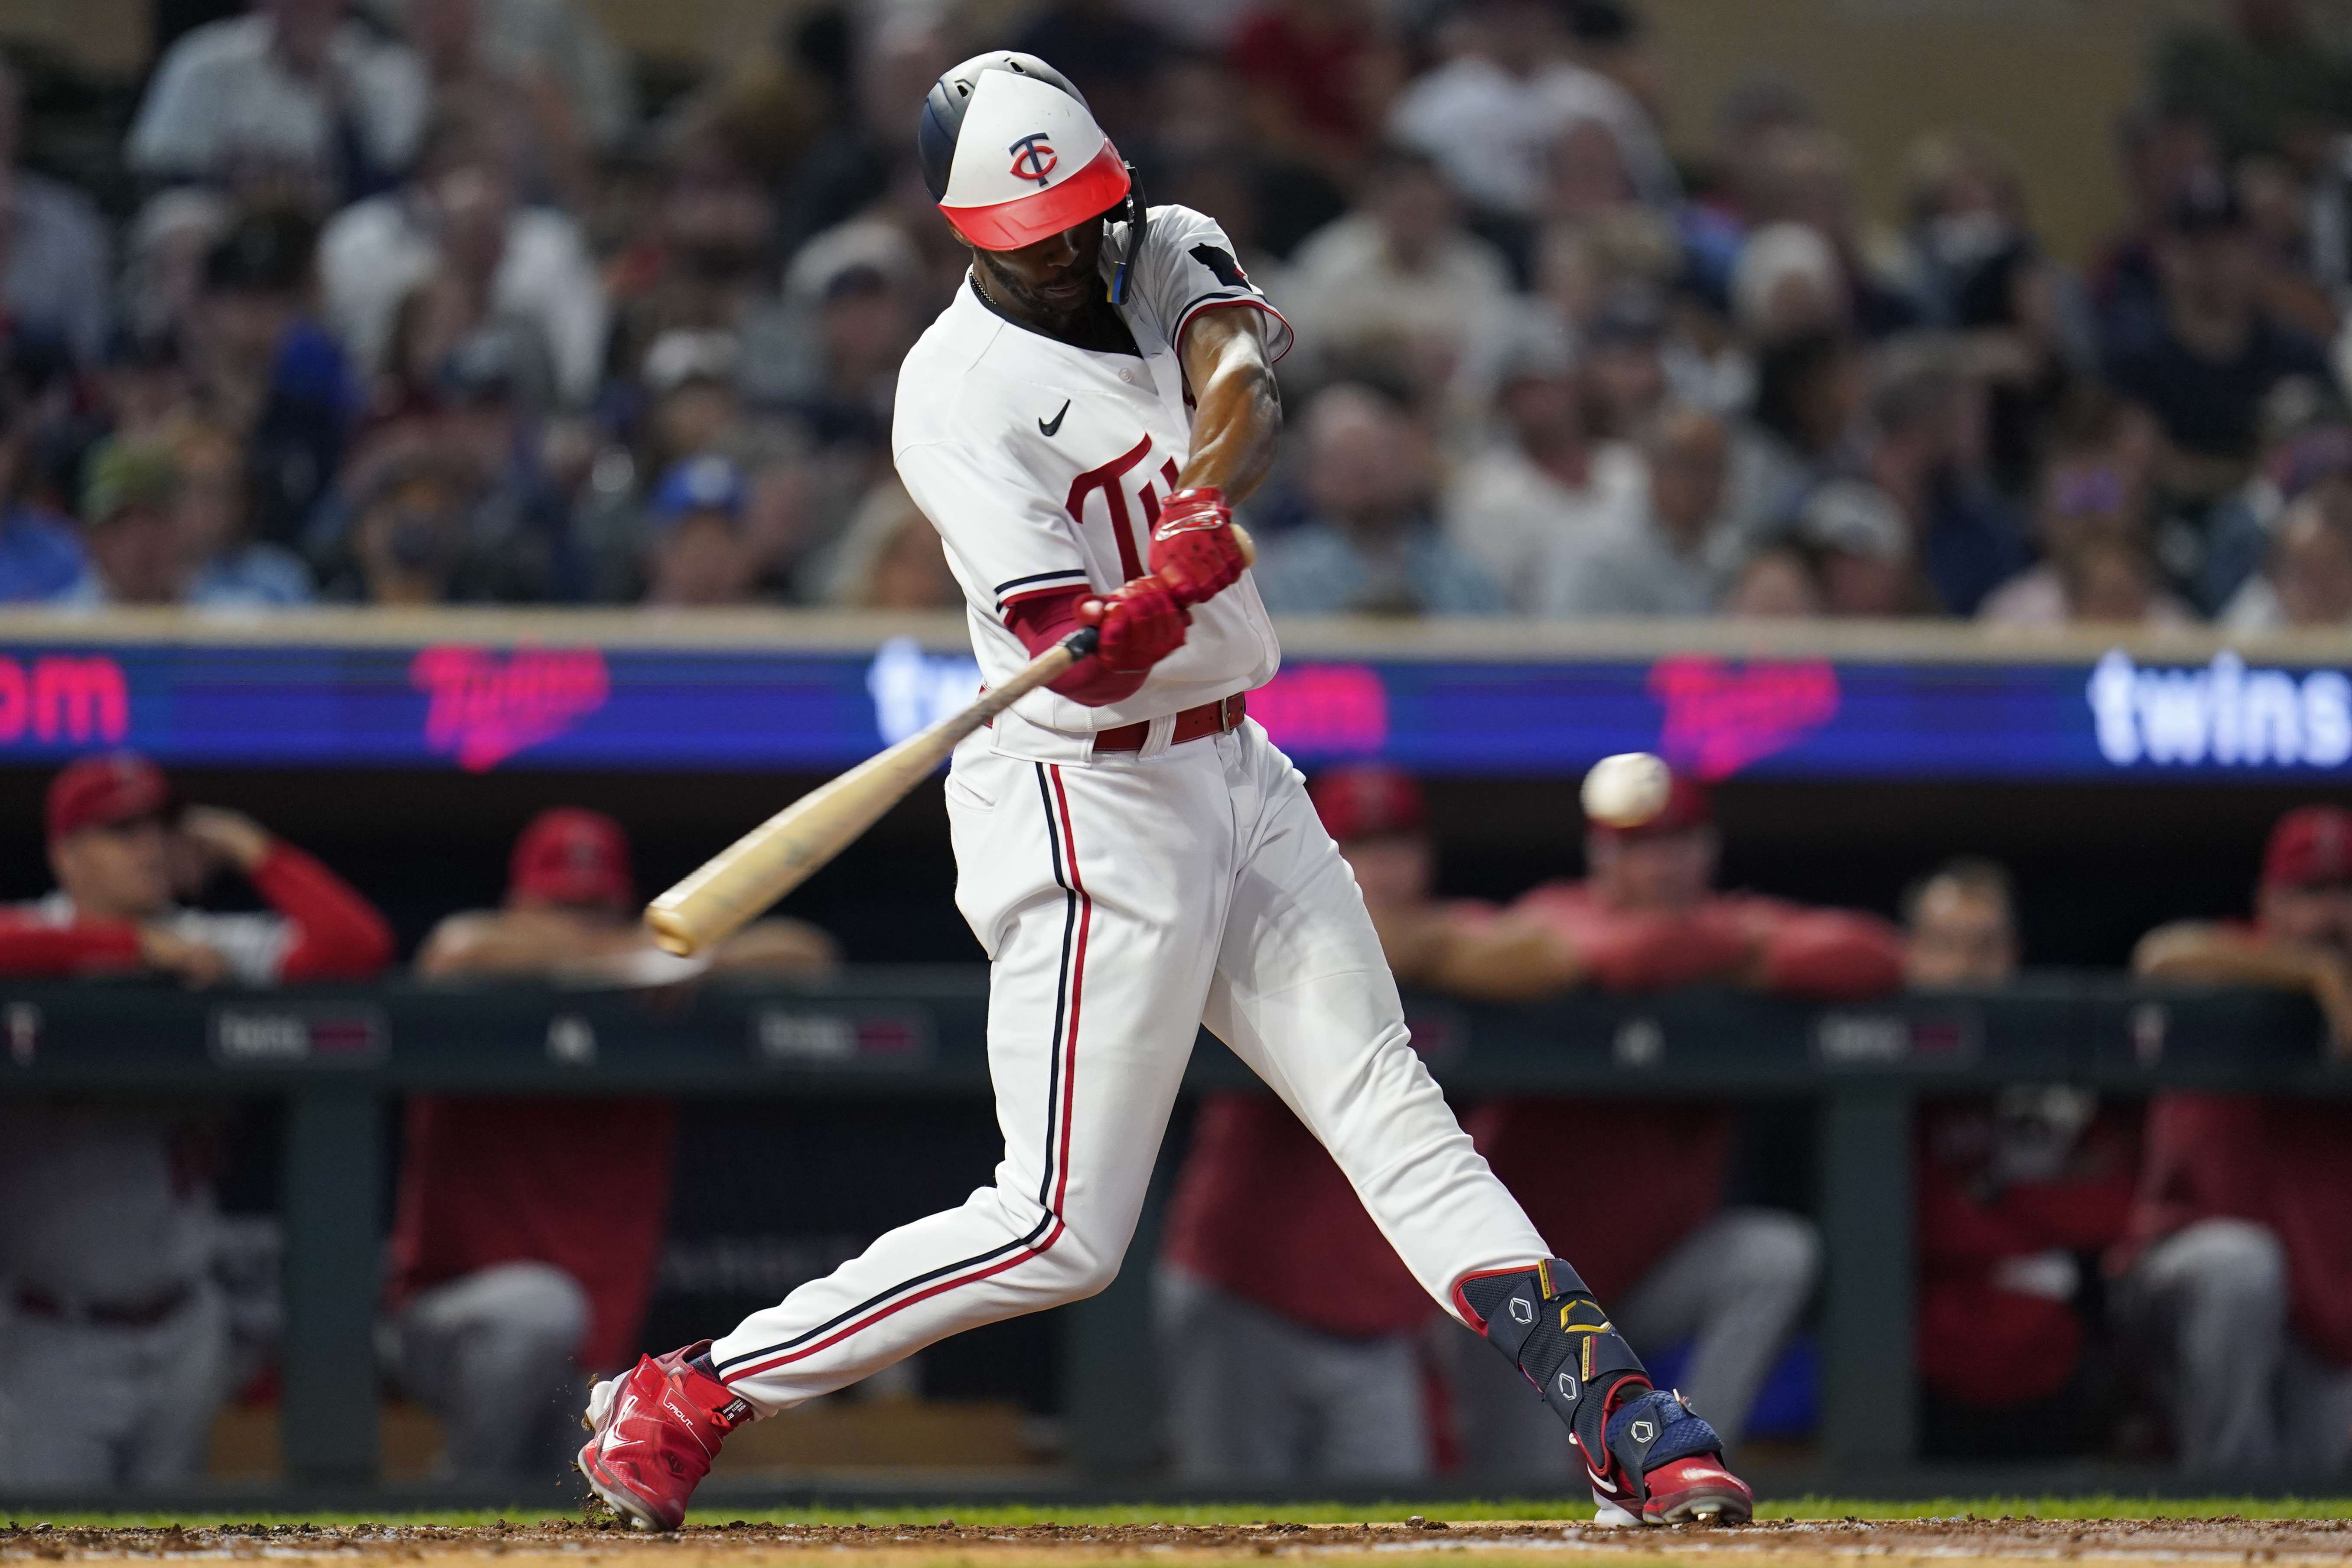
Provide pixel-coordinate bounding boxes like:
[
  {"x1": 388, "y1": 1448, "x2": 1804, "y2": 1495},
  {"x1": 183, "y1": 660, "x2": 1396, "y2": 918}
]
[{"x1": 8, "y1": 1497, "x2": 2352, "y2": 1530}]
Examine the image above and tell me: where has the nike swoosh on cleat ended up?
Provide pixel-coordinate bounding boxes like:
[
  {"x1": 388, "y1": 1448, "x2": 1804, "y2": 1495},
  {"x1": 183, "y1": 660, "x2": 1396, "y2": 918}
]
[{"x1": 1039, "y1": 400, "x2": 1071, "y2": 437}]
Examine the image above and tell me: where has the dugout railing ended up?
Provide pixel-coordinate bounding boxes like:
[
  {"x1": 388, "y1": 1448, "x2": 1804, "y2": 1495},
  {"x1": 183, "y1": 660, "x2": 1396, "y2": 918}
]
[{"x1": 0, "y1": 970, "x2": 2341, "y2": 1495}]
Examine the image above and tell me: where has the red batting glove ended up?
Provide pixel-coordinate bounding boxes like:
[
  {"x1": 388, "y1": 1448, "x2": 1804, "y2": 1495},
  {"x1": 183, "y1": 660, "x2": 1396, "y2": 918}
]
[
  {"x1": 1075, "y1": 576, "x2": 1192, "y2": 673},
  {"x1": 1148, "y1": 487, "x2": 1247, "y2": 605}
]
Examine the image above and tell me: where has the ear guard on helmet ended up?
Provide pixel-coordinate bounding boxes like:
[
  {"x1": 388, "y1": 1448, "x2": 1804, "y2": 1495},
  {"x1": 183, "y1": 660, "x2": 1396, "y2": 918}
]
[{"x1": 1107, "y1": 162, "x2": 1147, "y2": 306}]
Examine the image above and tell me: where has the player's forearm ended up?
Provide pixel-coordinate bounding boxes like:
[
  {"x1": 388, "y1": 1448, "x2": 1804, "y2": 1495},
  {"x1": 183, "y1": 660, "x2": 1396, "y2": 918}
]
[
  {"x1": 2134, "y1": 922, "x2": 2332, "y2": 990},
  {"x1": 1176, "y1": 312, "x2": 1281, "y2": 502}
]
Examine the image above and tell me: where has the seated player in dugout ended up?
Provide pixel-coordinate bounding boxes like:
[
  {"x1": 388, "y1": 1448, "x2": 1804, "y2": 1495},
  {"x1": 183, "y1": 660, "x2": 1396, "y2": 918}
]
[
  {"x1": 392, "y1": 808, "x2": 836, "y2": 1483},
  {"x1": 0, "y1": 752, "x2": 394, "y2": 1485},
  {"x1": 1903, "y1": 859, "x2": 2143, "y2": 1460},
  {"x1": 1328, "y1": 764, "x2": 1903, "y2": 1477},
  {"x1": 580, "y1": 52, "x2": 1756, "y2": 1530},
  {"x1": 2118, "y1": 805, "x2": 2352, "y2": 1472}
]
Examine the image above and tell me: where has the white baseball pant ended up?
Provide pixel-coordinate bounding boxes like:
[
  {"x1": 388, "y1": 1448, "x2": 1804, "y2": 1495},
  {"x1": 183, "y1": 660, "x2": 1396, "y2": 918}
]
[{"x1": 711, "y1": 719, "x2": 1549, "y2": 1410}]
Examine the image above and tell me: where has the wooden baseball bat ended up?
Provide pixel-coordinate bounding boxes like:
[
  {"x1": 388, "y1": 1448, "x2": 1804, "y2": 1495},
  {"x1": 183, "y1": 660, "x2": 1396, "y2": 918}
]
[
  {"x1": 645, "y1": 527, "x2": 1254, "y2": 957},
  {"x1": 644, "y1": 626, "x2": 1100, "y2": 956}
]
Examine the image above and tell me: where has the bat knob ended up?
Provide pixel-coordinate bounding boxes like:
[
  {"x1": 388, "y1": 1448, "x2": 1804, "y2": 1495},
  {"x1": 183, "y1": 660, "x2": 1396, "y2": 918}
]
[
  {"x1": 643, "y1": 905, "x2": 701, "y2": 958},
  {"x1": 1232, "y1": 522, "x2": 1257, "y2": 569}
]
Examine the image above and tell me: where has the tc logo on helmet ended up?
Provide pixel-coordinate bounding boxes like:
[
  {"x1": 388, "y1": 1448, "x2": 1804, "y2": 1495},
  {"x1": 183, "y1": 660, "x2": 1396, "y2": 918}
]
[{"x1": 1008, "y1": 133, "x2": 1059, "y2": 186}]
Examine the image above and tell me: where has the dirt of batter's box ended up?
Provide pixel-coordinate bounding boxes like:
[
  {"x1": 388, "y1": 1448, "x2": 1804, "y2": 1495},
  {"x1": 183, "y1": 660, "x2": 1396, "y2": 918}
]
[{"x1": 5, "y1": 1516, "x2": 2352, "y2": 1567}]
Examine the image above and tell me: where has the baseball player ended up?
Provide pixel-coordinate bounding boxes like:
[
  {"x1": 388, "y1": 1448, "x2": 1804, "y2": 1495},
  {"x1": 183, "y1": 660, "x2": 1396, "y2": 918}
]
[{"x1": 579, "y1": 52, "x2": 1752, "y2": 1530}]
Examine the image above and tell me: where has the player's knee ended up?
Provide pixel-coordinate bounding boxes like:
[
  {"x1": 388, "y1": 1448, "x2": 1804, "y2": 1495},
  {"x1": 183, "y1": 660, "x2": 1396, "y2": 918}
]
[
  {"x1": 474, "y1": 1261, "x2": 591, "y2": 1356},
  {"x1": 1723, "y1": 1209, "x2": 1821, "y2": 1300},
  {"x1": 2180, "y1": 1218, "x2": 2288, "y2": 1308}
]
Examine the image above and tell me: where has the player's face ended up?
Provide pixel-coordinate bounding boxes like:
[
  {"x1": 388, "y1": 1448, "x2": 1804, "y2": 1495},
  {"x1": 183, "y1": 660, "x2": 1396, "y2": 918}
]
[
  {"x1": 52, "y1": 815, "x2": 174, "y2": 922},
  {"x1": 1905, "y1": 882, "x2": 2018, "y2": 987},
  {"x1": 1590, "y1": 827, "x2": 1716, "y2": 913},
  {"x1": 971, "y1": 216, "x2": 1109, "y2": 323}
]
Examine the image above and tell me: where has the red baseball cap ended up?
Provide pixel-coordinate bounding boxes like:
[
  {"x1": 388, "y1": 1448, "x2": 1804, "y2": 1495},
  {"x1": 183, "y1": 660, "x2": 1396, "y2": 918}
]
[
  {"x1": 1587, "y1": 771, "x2": 1714, "y2": 841},
  {"x1": 2261, "y1": 805, "x2": 2352, "y2": 888},
  {"x1": 509, "y1": 808, "x2": 634, "y2": 910},
  {"x1": 46, "y1": 752, "x2": 174, "y2": 841},
  {"x1": 1310, "y1": 765, "x2": 1427, "y2": 843}
]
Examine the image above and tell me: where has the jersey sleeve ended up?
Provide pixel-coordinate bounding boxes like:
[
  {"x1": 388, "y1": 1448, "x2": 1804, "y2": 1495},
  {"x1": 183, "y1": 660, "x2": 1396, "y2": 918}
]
[
  {"x1": 1124, "y1": 205, "x2": 1294, "y2": 364},
  {"x1": 898, "y1": 435, "x2": 1100, "y2": 612}
]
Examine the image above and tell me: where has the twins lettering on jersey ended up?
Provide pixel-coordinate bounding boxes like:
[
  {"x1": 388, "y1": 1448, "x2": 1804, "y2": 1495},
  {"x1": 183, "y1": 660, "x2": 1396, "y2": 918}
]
[{"x1": 1067, "y1": 435, "x2": 1182, "y2": 582}]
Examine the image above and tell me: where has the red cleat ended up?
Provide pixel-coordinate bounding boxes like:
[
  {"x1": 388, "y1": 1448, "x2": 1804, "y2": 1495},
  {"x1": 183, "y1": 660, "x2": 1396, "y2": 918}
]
[
  {"x1": 1632, "y1": 1452, "x2": 1755, "y2": 1526},
  {"x1": 577, "y1": 1340, "x2": 752, "y2": 1530}
]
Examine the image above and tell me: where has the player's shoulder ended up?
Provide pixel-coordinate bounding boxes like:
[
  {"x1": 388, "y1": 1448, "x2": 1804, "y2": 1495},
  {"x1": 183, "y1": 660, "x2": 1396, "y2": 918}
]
[{"x1": 895, "y1": 283, "x2": 1086, "y2": 450}]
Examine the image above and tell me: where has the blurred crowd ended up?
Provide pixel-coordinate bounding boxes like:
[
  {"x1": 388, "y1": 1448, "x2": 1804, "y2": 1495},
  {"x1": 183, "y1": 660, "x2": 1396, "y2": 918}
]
[
  {"x1": 4, "y1": 746, "x2": 2351, "y2": 1485},
  {"x1": 7, "y1": 0, "x2": 2352, "y2": 622}
]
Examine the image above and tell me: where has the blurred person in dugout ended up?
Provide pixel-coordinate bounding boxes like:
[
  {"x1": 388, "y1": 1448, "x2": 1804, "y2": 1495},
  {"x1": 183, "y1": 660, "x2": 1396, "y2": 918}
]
[
  {"x1": 2123, "y1": 805, "x2": 2352, "y2": 1471},
  {"x1": 395, "y1": 808, "x2": 837, "y2": 1481},
  {"x1": 1903, "y1": 860, "x2": 2142, "y2": 1460},
  {"x1": 1370, "y1": 765, "x2": 1902, "y2": 1478},
  {"x1": 0, "y1": 752, "x2": 393, "y2": 1483}
]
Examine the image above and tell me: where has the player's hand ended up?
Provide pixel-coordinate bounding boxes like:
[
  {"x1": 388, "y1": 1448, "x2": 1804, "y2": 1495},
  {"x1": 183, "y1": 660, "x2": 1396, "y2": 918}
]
[
  {"x1": 1076, "y1": 577, "x2": 1191, "y2": 673},
  {"x1": 138, "y1": 925, "x2": 232, "y2": 989},
  {"x1": 179, "y1": 806, "x2": 274, "y2": 875},
  {"x1": 1148, "y1": 487, "x2": 1248, "y2": 605}
]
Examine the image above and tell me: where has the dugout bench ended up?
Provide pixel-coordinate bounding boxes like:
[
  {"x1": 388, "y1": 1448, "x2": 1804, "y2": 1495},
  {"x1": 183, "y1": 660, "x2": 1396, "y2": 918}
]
[{"x1": 0, "y1": 969, "x2": 2343, "y2": 1492}]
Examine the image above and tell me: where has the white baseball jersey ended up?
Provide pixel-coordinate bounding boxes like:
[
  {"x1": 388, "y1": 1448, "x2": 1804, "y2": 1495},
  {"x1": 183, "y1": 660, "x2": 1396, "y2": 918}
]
[{"x1": 894, "y1": 205, "x2": 1293, "y2": 760}]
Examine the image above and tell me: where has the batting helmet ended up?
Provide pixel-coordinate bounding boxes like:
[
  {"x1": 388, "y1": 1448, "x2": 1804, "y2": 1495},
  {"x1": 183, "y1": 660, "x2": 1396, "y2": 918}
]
[{"x1": 918, "y1": 51, "x2": 1147, "y2": 301}]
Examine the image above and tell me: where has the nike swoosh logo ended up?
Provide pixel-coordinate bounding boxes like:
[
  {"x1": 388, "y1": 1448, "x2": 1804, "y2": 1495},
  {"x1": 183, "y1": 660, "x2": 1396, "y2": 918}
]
[{"x1": 1039, "y1": 400, "x2": 1071, "y2": 437}]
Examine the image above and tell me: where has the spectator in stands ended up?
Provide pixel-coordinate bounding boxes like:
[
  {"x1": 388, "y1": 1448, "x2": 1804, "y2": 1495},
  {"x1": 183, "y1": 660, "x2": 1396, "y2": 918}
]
[
  {"x1": 1448, "y1": 774, "x2": 1893, "y2": 1474},
  {"x1": 1538, "y1": 403, "x2": 1743, "y2": 615},
  {"x1": 121, "y1": 189, "x2": 233, "y2": 344},
  {"x1": 2151, "y1": 0, "x2": 2352, "y2": 167},
  {"x1": 1441, "y1": 315, "x2": 1642, "y2": 608},
  {"x1": 1580, "y1": 283, "x2": 1674, "y2": 441},
  {"x1": 808, "y1": 478, "x2": 959, "y2": 611},
  {"x1": 54, "y1": 438, "x2": 186, "y2": 606},
  {"x1": 1283, "y1": 146, "x2": 1512, "y2": 400},
  {"x1": 319, "y1": 103, "x2": 608, "y2": 408},
  {"x1": 1792, "y1": 478, "x2": 1925, "y2": 617},
  {"x1": 99, "y1": 327, "x2": 196, "y2": 446},
  {"x1": 1388, "y1": 0, "x2": 1674, "y2": 236},
  {"x1": 1981, "y1": 443, "x2": 2190, "y2": 628},
  {"x1": 172, "y1": 416, "x2": 315, "y2": 606},
  {"x1": 1225, "y1": 0, "x2": 1403, "y2": 184},
  {"x1": 642, "y1": 454, "x2": 761, "y2": 609},
  {"x1": 375, "y1": 0, "x2": 635, "y2": 156},
  {"x1": 399, "y1": 806, "x2": 832, "y2": 1480},
  {"x1": 1857, "y1": 353, "x2": 2032, "y2": 617},
  {"x1": 322, "y1": 446, "x2": 478, "y2": 603},
  {"x1": 1730, "y1": 326, "x2": 1865, "y2": 542},
  {"x1": 0, "y1": 378, "x2": 83, "y2": 602},
  {"x1": 1011, "y1": 0, "x2": 1169, "y2": 152},
  {"x1": 0, "y1": 55, "x2": 111, "y2": 367},
  {"x1": 400, "y1": 0, "x2": 593, "y2": 212},
  {"x1": 2124, "y1": 805, "x2": 2352, "y2": 1470},
  {"x1": 1894, "y1": 129, "x2": 2092, "y2": 496},
  {"x1": 1252, "y1": 384, "x2": 1503, "y2": 616},
  {"x1": 2222, "y1": 476, "x2": 2352, "y2": 629},
  {"x1": 1719, "y1": 544, "x2": 1824, "y2": 617},
  {"x1": 0, "y1": 753, "x2": 392, "y2": 1485},
  {"x1": 1742, "y1": 127, "x2": 1915, "y2": 338},
  {"x1": 186, "y1": 207, "x2": 358, "y2": 547},
  {"x1": 2101, "y1": 172, "x2": 2330, "y2": 503},
  {"x1": 604, "y1": 120, "x2": 780, "y2": 389},
  {"x1": 127, "y1": 0, "x2": 428, "y2": 208},
  {"x1": 2089, "y1": 108, "x2": 2220, "y2": 331}
]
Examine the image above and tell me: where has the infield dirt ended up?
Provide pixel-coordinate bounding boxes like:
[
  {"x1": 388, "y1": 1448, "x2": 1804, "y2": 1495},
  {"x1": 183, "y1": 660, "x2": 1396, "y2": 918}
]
[{"x1": 4, "y1": 1516, "x2": 2350, "y2": 1568}]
